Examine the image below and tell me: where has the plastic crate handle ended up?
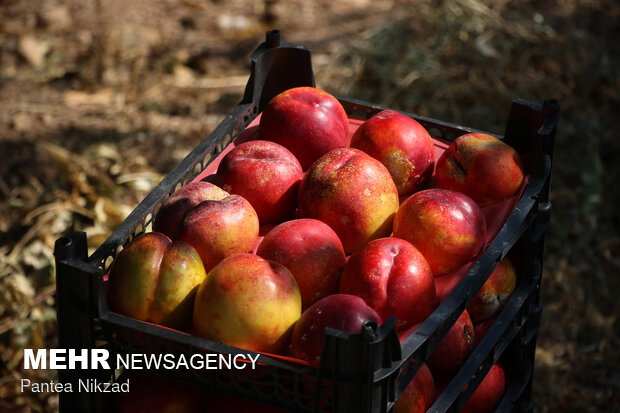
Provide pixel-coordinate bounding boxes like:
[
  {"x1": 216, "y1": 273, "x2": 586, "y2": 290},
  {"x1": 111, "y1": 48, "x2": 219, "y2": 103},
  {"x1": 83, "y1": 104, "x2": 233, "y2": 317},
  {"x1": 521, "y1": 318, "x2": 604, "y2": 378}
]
[{"x1": 241, "y1": 30, "x2": 315, "y2": 112}]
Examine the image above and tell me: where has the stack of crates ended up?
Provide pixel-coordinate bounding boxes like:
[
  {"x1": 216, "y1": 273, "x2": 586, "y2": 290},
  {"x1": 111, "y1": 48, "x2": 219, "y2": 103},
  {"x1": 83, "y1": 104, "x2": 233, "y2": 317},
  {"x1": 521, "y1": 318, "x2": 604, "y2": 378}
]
[{"x1": 54, "y1": 30, "x2": 559, "y2": 413}]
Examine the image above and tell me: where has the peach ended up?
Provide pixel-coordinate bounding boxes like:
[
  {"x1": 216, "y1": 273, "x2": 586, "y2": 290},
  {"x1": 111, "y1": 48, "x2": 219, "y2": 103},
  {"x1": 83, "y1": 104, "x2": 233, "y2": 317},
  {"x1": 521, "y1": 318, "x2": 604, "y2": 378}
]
[
  {"x1": 393, "y1": 188, "x2": 486, "y2": 276},
  {"x1": 339, "y1": 237, "x2": 437, "y2": 331},
  {"x1": 400, "y1": 310, "x2": 475, "y2": 383},
  {"x1": 107, "y1": 232, "x2": 206, "y2": 330},
  {"x1": 176, "y1": 195, "x2": 259, "y2": 273},
  {"x1": 215, "y1": 140, "x2": 303, "y2": 224},
  {"x1": 290, "y1": 294, "x2": 382, "y2": 363},
  {"x1": 259, "y1": 86, "x2": 349, "y2": 170},
  {"x1": 467, "y1": 257, "x2": 517, "y2": 323},
  {"x1": 433, "y1": 265, "x2": 470, "y2": 304},
  {"x1": 152, "y1": 181, "x2": 229, "y2": 239},
  {"x1": 256, "y1": 218, "x2": 346, "y2": 309},
  {"x1": 473, "y1": 315, "x2": 498, "y2": 348},
  {"x1": 394, "y1": 362, "x2": 436, "y2": 413},
  {"x1": 193, "y1": 253, "x2": 301, "y2": 354},
  {"x1": 298, "y1": 148, "x2": 400, "y2": 255},
  {"x1": 461, "y1": 362, "x2": 506, "y2": 413},
  {"x1": 436, "y1": 133, "x2": 524, "y2": 207},
  {"x1": 427, "y1": 309, "x2": 475, "y2": 382},
  {"x1": 350, "y1": 110, "x2": 435, "y2": 195}
]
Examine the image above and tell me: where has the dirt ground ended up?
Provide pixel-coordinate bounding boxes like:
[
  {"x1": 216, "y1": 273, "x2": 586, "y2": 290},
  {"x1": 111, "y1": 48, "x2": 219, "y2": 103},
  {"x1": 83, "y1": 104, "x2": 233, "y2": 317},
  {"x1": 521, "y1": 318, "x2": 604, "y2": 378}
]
[{"x1": 0, "y1": 0, "x2": 618, "y2": 412}]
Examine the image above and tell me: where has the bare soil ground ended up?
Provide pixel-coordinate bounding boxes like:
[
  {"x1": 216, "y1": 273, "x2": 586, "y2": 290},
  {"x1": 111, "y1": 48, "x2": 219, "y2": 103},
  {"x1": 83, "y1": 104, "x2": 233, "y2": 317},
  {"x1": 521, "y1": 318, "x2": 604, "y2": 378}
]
[{"x1": 0, "y1": 0, "x2": 618, "y2": 412}]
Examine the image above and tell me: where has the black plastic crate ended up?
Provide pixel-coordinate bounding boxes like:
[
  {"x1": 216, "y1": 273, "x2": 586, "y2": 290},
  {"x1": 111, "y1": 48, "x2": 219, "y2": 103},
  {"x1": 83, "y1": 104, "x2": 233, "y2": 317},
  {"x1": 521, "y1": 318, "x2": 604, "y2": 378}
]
[{"x1": 53, "y1": 30, "x2": 559, "y2": 413}]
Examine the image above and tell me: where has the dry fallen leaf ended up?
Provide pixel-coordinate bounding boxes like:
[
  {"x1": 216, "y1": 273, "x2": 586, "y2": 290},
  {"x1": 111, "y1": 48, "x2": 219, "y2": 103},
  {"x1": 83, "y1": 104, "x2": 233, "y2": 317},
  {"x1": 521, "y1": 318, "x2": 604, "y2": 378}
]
[
  {"x1": 0, "y1": 272, "x2": 35, "y2": 315},
  {"x1": 11, "y1": 112, "x2": 34, "y2": 133},
  {"x1": 63, "y1": 88, "x2": 116, "y2": 107},
  {"x1": 20, "y1": 240, "x2": 55, "y2": 272},
  {"x1": 94, "y1": 197, "x2": 133, "y2": 228},
  {"x1": 41, "y1": 4, "x2": 72, "y2": 31},
  {"x1": 172, "y1": 64, "x2": 197, "y2": 87},
  {"x1": 18, "y1": 35, "x2": 49, "y2": 67}
]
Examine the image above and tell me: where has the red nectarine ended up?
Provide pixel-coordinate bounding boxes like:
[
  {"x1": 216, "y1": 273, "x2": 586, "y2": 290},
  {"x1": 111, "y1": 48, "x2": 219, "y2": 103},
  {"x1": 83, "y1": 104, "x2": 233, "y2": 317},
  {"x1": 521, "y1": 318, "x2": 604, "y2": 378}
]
[
  {"x1": 339, "y1": 237, "x2": 437, "y2": 331},
  {"x1": 436, "y1": 133, "x2": 524, "y2": 207},
  {"x1": 215, "y1": 140, "x2": 303, "y2": 224},
  {"x1": 257, "y1": 218, "x2": 346, "y2": 309},
  {"x1": 350, "y1": 110, "x2": 434, "y2": 196},
  {"x1": 193, "y1": 253, "x2": 301, "y2": 354},
  {"x1": 298, "y1": 148, "x2": 400, "y2": 255},
  {"x1": 259, "y1": 86, "x2": 349, "y2": 170},
  {"x1": 393, "y1": 189, "x2": 486, "y2": 276}
]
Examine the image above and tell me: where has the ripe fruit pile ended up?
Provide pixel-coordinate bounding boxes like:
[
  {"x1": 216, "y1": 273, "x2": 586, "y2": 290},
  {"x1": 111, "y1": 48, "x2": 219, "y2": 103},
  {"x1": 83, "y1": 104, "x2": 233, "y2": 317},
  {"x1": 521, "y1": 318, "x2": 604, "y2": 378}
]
[{"x1": 107, "y1": 86, "x2": 525, "y2": 412}]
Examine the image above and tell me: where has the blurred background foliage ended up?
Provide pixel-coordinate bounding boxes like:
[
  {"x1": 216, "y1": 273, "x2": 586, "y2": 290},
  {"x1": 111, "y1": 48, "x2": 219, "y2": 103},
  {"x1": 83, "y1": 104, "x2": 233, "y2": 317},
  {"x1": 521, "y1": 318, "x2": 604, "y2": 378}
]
[{"x1": 0, "y1": 0, "x2": 618, "y2": 411}]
